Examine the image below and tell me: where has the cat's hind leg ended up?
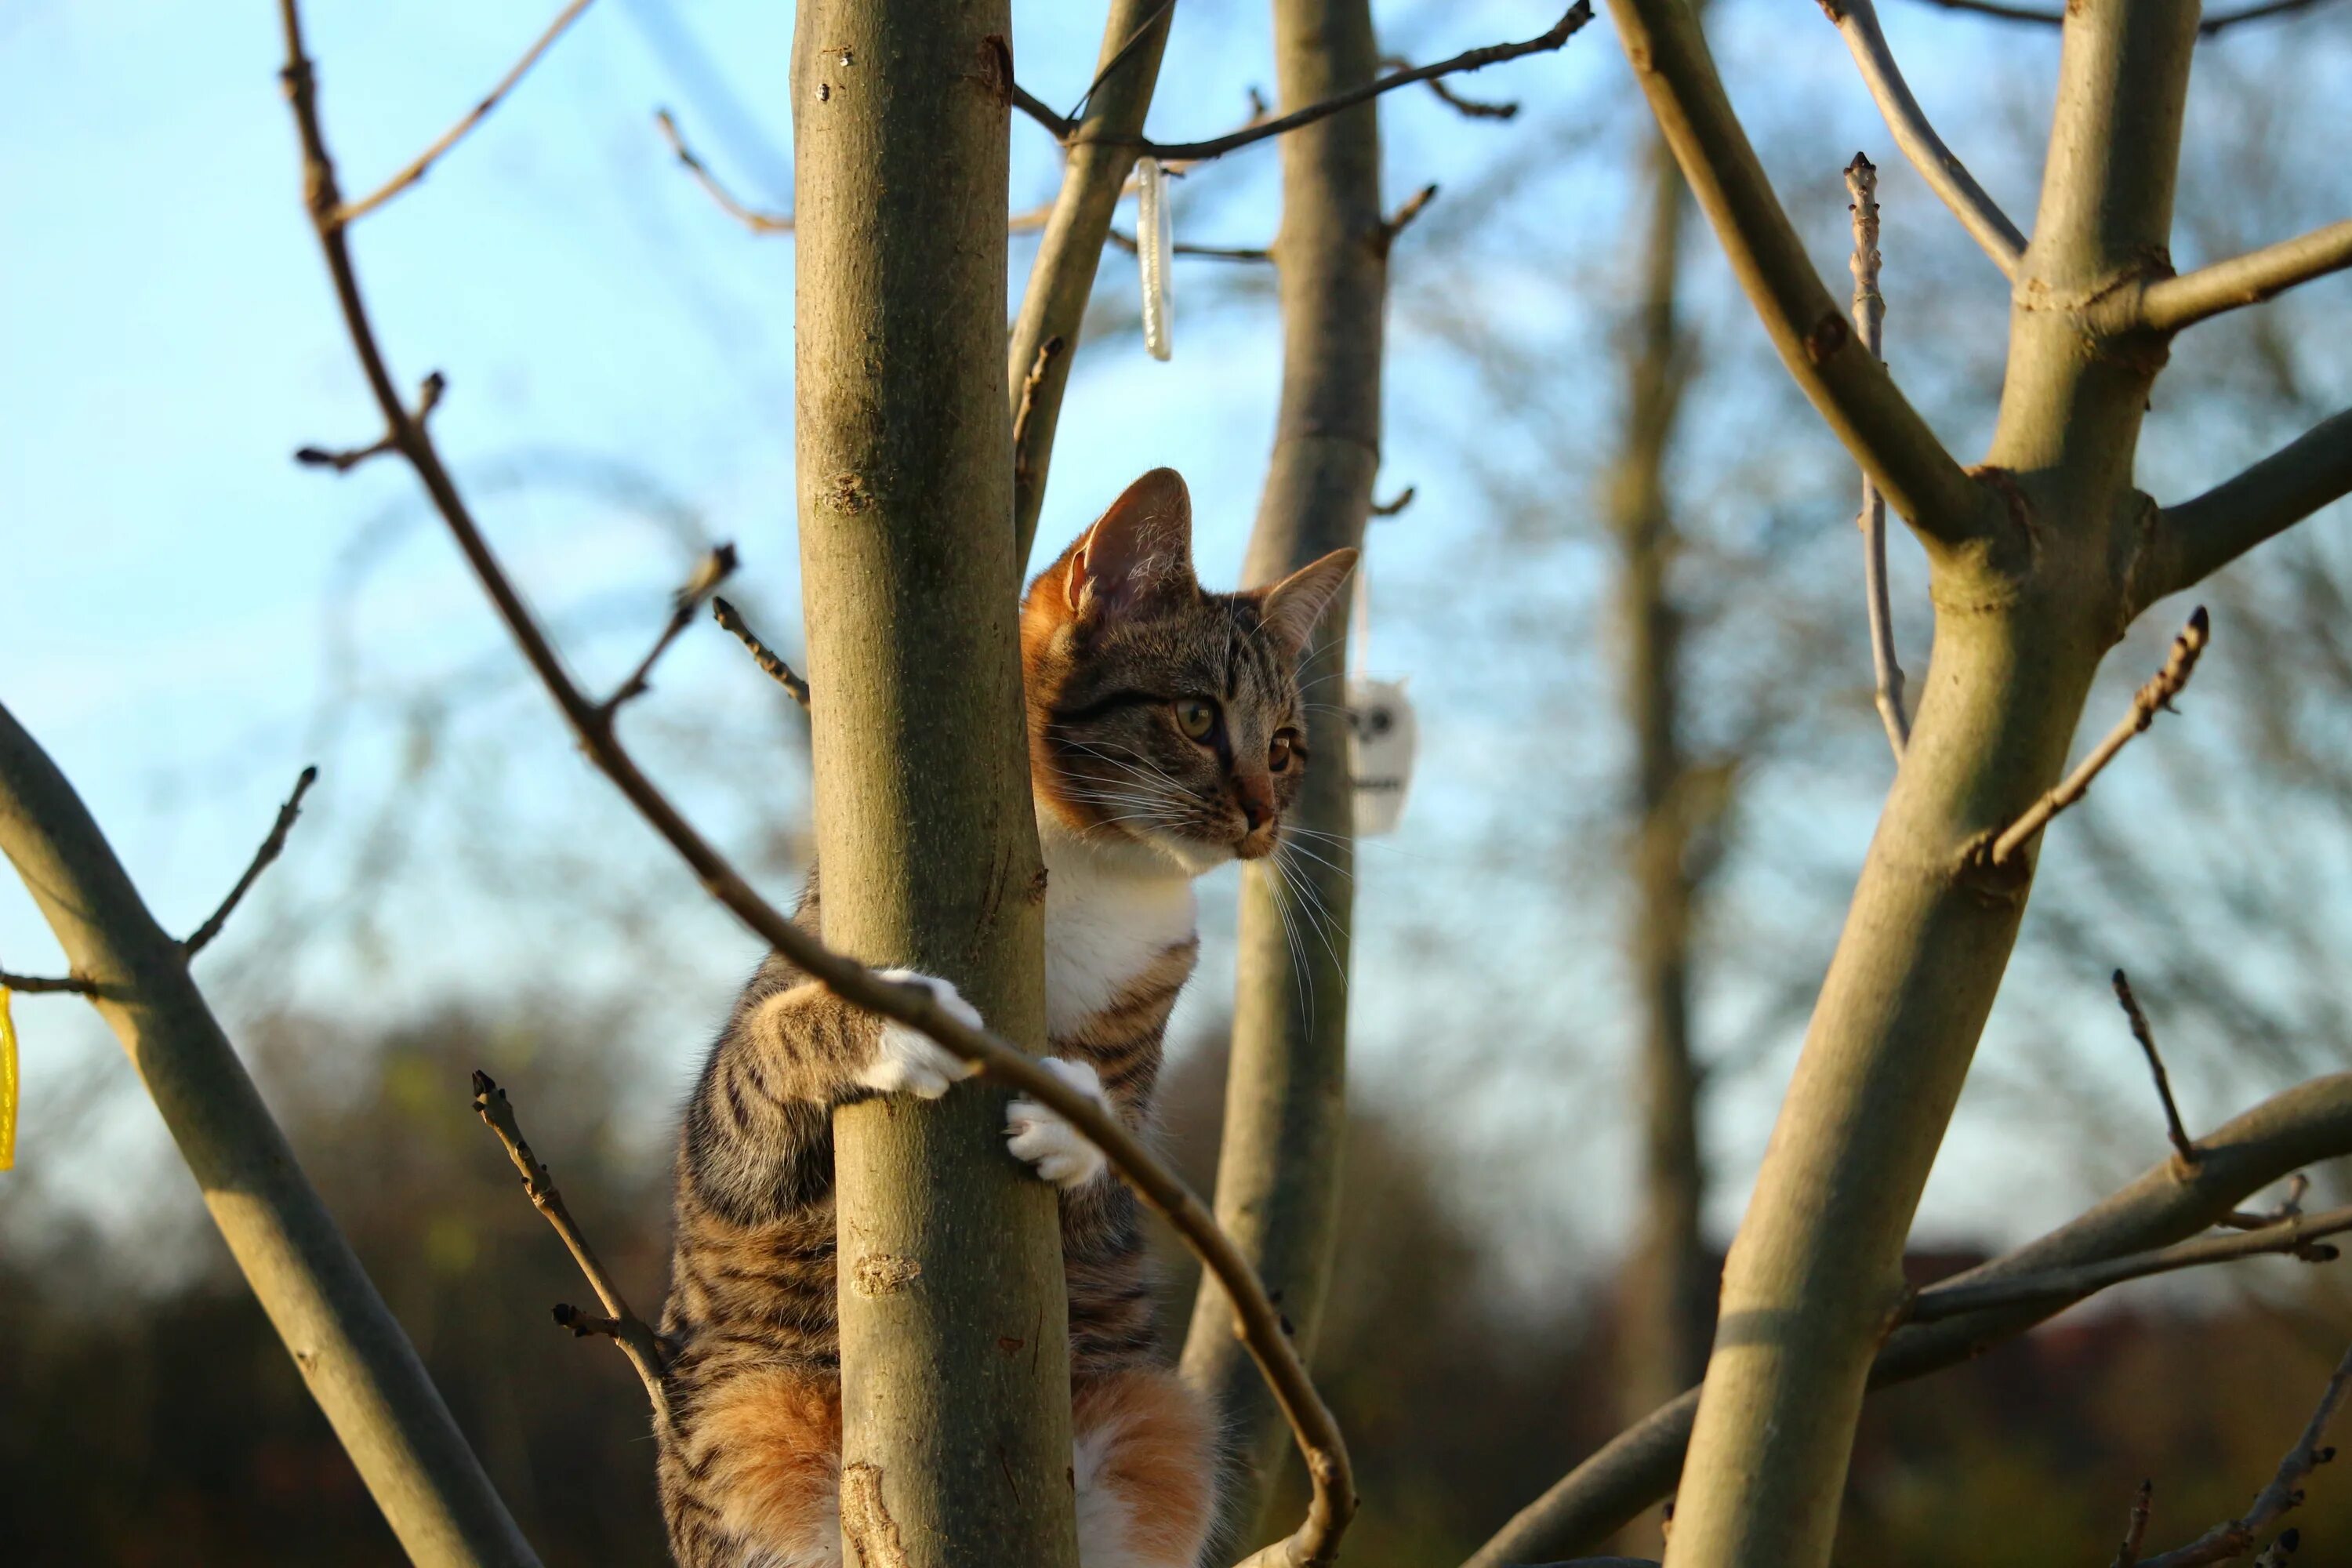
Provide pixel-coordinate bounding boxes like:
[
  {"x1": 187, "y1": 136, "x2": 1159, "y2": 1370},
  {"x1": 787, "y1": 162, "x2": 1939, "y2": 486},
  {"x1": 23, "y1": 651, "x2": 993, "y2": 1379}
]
[
  {"x1": 1073, "y1": 1367, "x2": 1218, "y2": 1568},
  {"x1": 662, "y1": 1367, "x2": 844, "y2": 1568}
]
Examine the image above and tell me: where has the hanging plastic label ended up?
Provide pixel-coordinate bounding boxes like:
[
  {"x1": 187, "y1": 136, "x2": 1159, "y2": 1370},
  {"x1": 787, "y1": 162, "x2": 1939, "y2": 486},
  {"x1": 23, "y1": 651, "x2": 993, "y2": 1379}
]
[
  {"x1": 1136, "y1": 157, "x2": 1174, "y2": 361},
  {"x1": 1347, "y1": 678, "x2": 1417, "y2": 837}
]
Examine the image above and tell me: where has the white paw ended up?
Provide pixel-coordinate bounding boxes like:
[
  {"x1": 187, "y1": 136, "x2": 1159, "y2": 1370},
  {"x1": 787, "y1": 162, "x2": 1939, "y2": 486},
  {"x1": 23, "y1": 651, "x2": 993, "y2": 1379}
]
[
  {"x1": 855, "y1": 970, "x2": 983, "y2": 1100},
  {"x1": 1006, "y1": 1058, "x2": 1111, "y2": 1189}
]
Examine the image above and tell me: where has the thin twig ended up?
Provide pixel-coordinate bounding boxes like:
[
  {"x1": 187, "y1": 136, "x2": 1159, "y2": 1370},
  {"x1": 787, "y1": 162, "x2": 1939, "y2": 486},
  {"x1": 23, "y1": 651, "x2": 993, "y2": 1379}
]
[
  {"x1": 710, "y1": 597, "x2": 811, "y2": 710},
  {"x1": 1825, "y1": 0, "x2": 2027, "y2": 277},
  {"x1": 470, "y1": 1071, "x2": 670, "y2": 1421},
  {"x1": 296, "y1": 373, "x2": 444, "y2": 471},
  {"x1": 1105, "y1": 226, "x2": 1272, "y2": 263},
  {"x1": 2140, "y1": 219, "x2": 2352, "y2": 335},
  {"x1": 2112, "y1": 969, "x2": 2198, "y2": 1171},
  {"x1": 1902, "y1": 1202, "x2": 2352, "y2": 1324},
  {"x1": 1907, "y1": 0, "x2": 2339, "y2": 35},
  {"x1": 2113, "y1": 1479, "x2": 2154, "y2": 1568},
  {"x1": 183, "y1": 765, "x2": 319, "y2": 958},
  {"x1": 336, "y1": 0, "x2": 598, "y2": 226},
  {"x1": 1377, "y1": 182, "x2": 1442, "y2": 253},
  {"x1": 0, "y1": 967, "x2": 93, "y2": 995},
  {"x1": 1018, "y1": 2, "x2": 1593, "y2": 163},
  {"x1": 281, "y1": 12, "x2": 1345, "y2": 1545},
  {"x1": 1984, "y1": 607, "x2": 2209, "y2": 866},
  {"x1": 2135, "y1": 1341, "x2": 2352, "y2": 1567},
  {"x1": 1372, "y1": 486, "x2": 1417, "y2": 517},
  {"x1": 1380, "y1": 54, "x2": 1521, "y2": 119},
  {"x1": 1847, "y1": 153, "x2": 1909, "y2": 758},
  {"x1": 598, "y1": 544, "x2": 737, "y2": 717},
  {"x1": 653, "y1": 108, "x2": 792, "y2": 234}
]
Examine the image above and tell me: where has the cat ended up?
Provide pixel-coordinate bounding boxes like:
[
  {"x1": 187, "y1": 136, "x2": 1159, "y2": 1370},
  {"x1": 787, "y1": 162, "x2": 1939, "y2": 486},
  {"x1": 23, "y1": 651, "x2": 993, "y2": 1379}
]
[{"x1": 655, "y1": 466, "x2": 1356, "y2": 1568}]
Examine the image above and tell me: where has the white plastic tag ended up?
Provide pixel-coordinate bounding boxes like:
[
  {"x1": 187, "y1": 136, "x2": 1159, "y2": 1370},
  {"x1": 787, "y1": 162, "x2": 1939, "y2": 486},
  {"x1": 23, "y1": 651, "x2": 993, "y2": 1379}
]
[
  {"x1": 1346, "y1": 677, "x2": 1417, "y2": 837},
  {"x1": 1136, "y1": 157, "x2": 1173, "y2": 361}
]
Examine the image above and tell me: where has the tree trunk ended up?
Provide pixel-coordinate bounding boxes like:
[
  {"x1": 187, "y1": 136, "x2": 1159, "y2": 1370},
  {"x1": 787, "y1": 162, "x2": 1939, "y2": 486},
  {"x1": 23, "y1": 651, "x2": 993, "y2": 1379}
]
[
  {"x1": 1610, "y1": 125, "x2": 1713, "y2": 1462},
  {"x1": 790, "y1": 9, "x2": 1077, "y2": 1566},
  {"x1": 1647, "y1": 4, "x2": 2205, "y2": 1564},
  {"x1": 1178, "y1": 0, "x2": 1385, "y2": 1538},
  {"x1": 1009, "y1": 0, "x2": 1175, "y2": 565},
  {"x1": 0, "y1": 701, "x2": 540, "y2": 1568}
]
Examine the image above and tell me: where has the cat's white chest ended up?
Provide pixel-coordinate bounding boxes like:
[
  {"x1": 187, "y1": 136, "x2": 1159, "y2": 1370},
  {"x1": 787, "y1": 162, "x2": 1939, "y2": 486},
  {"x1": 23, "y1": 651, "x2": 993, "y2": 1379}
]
[{"x1": 1040, "y1": 851, "x2": 1198, "y2": 1040}]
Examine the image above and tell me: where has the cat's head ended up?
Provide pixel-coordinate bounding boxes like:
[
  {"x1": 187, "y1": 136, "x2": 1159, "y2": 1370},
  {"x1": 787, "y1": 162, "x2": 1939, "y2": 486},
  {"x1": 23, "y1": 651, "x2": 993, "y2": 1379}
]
[{"x1": 1022, "y1": 468, "x2": 1356, "y2": 873}]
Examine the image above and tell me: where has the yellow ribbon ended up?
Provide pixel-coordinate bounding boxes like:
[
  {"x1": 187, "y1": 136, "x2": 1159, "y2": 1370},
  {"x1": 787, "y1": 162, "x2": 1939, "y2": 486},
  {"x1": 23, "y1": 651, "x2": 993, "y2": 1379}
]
[{"x1": 0, "y1": 986, "x2": 16, "y2": 1170}]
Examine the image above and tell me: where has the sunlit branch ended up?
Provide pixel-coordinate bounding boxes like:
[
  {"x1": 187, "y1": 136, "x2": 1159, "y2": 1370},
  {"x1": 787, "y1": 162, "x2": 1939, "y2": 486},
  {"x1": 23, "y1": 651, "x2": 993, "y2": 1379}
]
[
  {"x1": 1846, "y1": 152, "x2": 1910, "y2": 759},
  {"x1": 1824, "y1": 0, "x2": 2027, "y2": 277},
  {"x1": 2140, "y1": 219, "x2": 2352, "y2": 334},
  {"x1": 2149, "y1": 409, "x2": 2352, "y2": 601}
]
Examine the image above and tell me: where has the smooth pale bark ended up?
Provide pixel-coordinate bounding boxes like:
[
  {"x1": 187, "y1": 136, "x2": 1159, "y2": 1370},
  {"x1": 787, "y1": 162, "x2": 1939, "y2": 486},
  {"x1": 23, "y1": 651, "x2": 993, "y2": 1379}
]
[
  {"x1": 1653, "y1": 5, "x2": 2205, "y2": 1566},
  {"x1": 0, "y1": 701, "x2": 539, "y2": 1568},
  {"x1": 1010, "y1": 0, "x2": 1176, "y2": 566},
  {"x1": 1177, "y1": 0, "x2": 1384, "y2": 1539},
  {"x1": 791, "y1": 8, "x2": 1077, "y2": 1566},
  {"x1": 1610, "y1": 128, "x2": 1713, "y2": 1452}
]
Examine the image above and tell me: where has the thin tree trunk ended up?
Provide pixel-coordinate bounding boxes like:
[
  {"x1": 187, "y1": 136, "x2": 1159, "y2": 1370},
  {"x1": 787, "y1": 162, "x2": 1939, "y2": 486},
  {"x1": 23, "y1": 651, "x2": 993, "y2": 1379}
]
[
  {"x1": 1610, "y1": 125, "x2": 1712, "y2": 1458},
  {"x1": 1646, "y1": 4, "x2": 2205, "y2": 1564},
  {"x1": 1178, "y1": 0, "x2": 1384, "y2": 1538},
  {"x1": 1010, "y1": 0, "x2": 1176, "y2": 565},
  {"x1": 790, "y1": 9, "x2": 1077, "y2": 1566},
  {"x1": 0, "y1": 700, "x2": 539, "y2": 1568}
]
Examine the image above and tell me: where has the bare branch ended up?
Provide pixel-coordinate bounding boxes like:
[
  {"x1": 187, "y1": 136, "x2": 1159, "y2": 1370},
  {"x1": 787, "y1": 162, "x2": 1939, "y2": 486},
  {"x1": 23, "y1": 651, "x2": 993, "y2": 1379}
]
[
  {"x1": 1825, "y1": 0, "x2": 2027, "y2": 277},
  {"x1": 2114, "y1": 1479, "x2": 2155, "y2": 1568},
  {"x1": 1602, "y1": 0, "x2": 1992, "y2": 547},
  {"x1": 335, "y1": 0, "x2": 598, "y2": 226},
  {"x1": 1011, "y1": 333, "x2": 1068, "y2": 500},
  {"x1": 296, "y1": 372, "x2": 445, "y2": 473},
  {"x1": 653, "y1": 109, "x2": 792, "y2": 234},
  {"x1": 2113, "y1": 969, "x2": 2198, "y2": 1171},
  {"x1": 1846, "y1": 153, "x2": 1911, "y2": 758},
  {"x1": 1901, "y1": 1200, "x2": 2352, "y2": 1324},
  {"x1": 1982, "y1": 608, "x2": 2209, "y2": 866},
  {"x1": 1377, "y1": 182, "x2": 1442, "y2": 252},
  {"x1": 1372, "y1": 486, "x2": 1417, "y2": 517},
  {"x1": 1020, "y1": 3, "x2": 1595, "y2": 164},
  {"x1": 0, "y1": 966, "x2": 93, "y2": 996},
  {"x1": 470, "y1": 1071, "x2": 670, "y2": 1421},
  {"x1": 2136, "y1": 1341, "x2": 2352, "y2": 1567},
  {"x1": 1461, "y1": 1072, "x2": 2352, "y2": 1565},
  {"x1": 597, "y1": 543, "x2": 737, "y2": 717},
  {"x1": 1379, "y1": 53, "x2": 1523, "y2": 119},
  {"x1": 1104, "y1": 225, "x2": 1272, "y2": 262},
  {"x1": 279, "y1": 11, "x2": 1348, "y2": 1553},
  {"x1": 2149, "y1": 409, "x2": 2352, "y2": 601},
  {"x1": 1906, "y1": 0, "x2": 2340, "y2": 35},
  {"x1": 2140, "y1": 219, "x2": 2352, "y2": 334},
  {"x1": 183, "y1": 765, "x2": 319, "y2": 958},
  {"x1": 710, "y1": 597, "x2": 811, "y2": 710}
]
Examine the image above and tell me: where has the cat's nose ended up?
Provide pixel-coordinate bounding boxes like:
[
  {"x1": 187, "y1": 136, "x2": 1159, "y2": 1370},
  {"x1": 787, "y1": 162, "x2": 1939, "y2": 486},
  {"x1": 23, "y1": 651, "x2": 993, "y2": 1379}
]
[{"x1": 1233, "y1": 775, "x2": 1275, "y2": 833}]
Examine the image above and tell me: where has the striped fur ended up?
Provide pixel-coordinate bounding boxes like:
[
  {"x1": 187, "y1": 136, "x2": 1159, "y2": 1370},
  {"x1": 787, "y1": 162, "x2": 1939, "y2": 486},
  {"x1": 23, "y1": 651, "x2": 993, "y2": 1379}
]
[{"x1": 656, "y1": 470, "x2": 1353, "y2": 1567}]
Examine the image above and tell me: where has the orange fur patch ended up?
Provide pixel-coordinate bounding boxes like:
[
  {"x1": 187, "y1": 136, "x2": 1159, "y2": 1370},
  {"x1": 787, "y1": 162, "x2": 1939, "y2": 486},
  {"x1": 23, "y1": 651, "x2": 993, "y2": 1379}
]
[
  {"x1": 1076, "y1": 1369, "x2": 1217, "y2": 1566},
  {"x1": 695, "y1": 1367, "x2": 843, "y2": 1558}
]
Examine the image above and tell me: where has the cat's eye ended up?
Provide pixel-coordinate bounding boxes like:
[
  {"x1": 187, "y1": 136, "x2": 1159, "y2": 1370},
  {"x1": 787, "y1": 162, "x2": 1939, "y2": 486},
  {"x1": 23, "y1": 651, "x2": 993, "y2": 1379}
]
[
  {"x1": 1269, "y1": 730, "x2": 1301, "y2": 771},
  {"x1": 1173, "y1": 696, "x2": 1218, "y2": 742}
]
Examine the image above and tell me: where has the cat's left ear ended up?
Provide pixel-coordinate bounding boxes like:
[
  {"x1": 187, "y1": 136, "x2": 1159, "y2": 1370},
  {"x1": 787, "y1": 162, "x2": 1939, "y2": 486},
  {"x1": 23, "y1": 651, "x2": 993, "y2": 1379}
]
[
  {"x1": 1067, "y1": 468, "x2": 1197, "y2": 622},
  {"x1": 1258, "y1": 547, "x2": 1359, "y2": 658}
]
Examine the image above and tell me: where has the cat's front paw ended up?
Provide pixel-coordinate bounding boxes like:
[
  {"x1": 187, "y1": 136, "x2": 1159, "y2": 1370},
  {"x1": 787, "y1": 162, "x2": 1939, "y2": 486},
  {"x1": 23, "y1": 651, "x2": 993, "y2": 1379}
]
[
  {"x1": 1006, "y1": 1058, "x2": 1111, "y2": 1189},
  {"x1": 856, "y1": 971, "x2": 984, "y2": 1100}
]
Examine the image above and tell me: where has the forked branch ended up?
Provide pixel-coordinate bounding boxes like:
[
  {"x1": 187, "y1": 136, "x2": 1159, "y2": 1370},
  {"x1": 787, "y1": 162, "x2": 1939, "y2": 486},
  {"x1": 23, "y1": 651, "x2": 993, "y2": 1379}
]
[
  {"x1": 470, "y1": 1070, "x2": 670, "y2": 1421},
  {"x1": 1824, "y1": 0, "x2": 2027, "y2": 277},
  {"x1": 1602, "y1": 0, "x2": 1990, "y2": 546},
  {"x1": 1017, "y1": 3, "x2": 1595, "y2": 163},
  {"x1": 1981, "y1": 608, "x2": 2208, "y2": 867},
  {"x1": 279, "y1": 7, "x2": 1350, "y2": 1559}
]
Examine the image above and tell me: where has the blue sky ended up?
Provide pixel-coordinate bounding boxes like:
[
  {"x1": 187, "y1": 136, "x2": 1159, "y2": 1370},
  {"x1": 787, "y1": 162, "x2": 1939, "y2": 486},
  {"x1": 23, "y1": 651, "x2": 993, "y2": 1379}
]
[{"x1": 5, "y1": 0, "x2": 2350, "y2": 1293}]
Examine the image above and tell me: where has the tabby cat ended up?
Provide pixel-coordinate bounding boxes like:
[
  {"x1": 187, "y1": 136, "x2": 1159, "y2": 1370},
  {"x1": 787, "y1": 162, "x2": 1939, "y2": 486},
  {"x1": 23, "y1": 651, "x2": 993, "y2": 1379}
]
[{"x1": 655, "y1": 467, "x2": 1356, "y2": 1568}]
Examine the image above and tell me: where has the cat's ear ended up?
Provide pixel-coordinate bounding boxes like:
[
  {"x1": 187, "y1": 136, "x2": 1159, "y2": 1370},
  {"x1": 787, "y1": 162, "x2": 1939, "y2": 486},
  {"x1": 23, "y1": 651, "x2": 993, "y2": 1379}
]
[
  {"x1": 1258, "y1": 547, "x2": 1358, "y2": 657},
  {"x1": 1066, "y1": 468, "x2": 1196, "y2": 622}
]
